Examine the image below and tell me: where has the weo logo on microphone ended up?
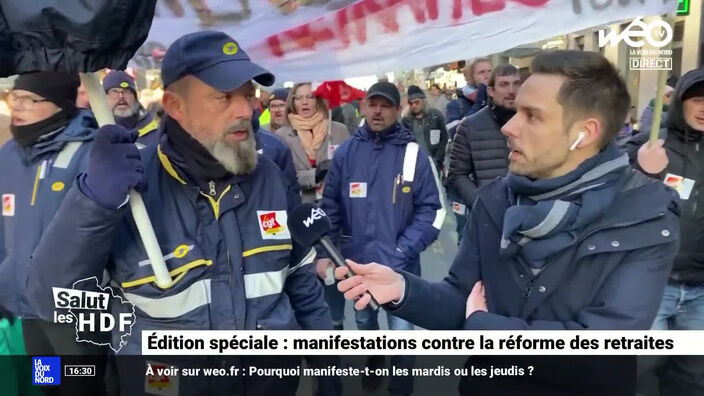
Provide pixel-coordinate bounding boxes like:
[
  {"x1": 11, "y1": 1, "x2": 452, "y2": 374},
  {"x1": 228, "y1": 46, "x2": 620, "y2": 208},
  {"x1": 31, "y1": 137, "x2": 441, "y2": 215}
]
[
  {"x1": 598, "y1": 16, "x2": 673, "y2": 71},
  {"x1": 52, "y1": 277, "x2": 135, "y2": 353},
  {"x1": 303, "y1": 207, "x2": 327, "y2": 228}
]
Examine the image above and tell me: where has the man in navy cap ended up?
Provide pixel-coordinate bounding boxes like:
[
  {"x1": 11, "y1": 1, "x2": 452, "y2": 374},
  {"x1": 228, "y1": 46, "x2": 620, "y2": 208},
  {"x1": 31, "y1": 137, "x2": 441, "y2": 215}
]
[
  {"x1": 102, "y1": 70, "x2": 159, "y2": 146},
  {"x1": 27, "y1": 31, "x2": 333, "y2": 395},
  {"x1": 261, "y1": 87, "x2": 290, "y2": 132},
  {"x1": 320, "y1": 81, "x2": 445, "y2": 396}
]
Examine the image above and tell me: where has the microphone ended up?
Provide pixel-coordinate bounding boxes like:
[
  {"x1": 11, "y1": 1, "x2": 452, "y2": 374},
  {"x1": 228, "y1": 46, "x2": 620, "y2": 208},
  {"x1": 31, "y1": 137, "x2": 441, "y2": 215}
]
[{"x1": 288, "y1": 203, "x2": 380, "y2": 311}]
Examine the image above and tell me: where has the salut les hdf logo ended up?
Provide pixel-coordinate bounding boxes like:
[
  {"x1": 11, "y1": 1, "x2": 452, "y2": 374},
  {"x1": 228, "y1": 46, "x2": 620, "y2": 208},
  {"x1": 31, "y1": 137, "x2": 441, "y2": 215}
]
[
  {"x1": 52, "y1": 277, "x2": 136, "y2": 353},
  {"x1": 32, "y1": 357, "x2": 61, "y2": 385}
]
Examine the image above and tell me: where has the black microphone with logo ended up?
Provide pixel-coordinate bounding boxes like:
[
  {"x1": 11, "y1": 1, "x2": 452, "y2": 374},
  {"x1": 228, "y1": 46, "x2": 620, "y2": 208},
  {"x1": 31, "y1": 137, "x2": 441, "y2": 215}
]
[{"x1": 288, "y1": 203, "x2": 380, "y2": 311}]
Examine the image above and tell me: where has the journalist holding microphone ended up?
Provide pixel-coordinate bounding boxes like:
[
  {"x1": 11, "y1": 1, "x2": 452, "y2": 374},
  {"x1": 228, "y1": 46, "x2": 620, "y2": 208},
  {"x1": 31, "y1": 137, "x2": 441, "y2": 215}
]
[{"x1": 336, "y1": 51, "x2": 681, "y2": 395}]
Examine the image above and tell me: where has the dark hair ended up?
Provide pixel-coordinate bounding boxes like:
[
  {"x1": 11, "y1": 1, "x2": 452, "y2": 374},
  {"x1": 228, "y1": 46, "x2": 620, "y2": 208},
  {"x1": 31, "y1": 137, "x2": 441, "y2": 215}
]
[
  {"x1": 488, "y1": 64, "x2": 519, "y2": 87},
  {"x1": 430, "y1": 83, "x2": 442, "y2": 91},
  {"x1": 530, "y1": 50, "x2": 630, "y2": 148},
  {"x1": 287, "y1": 82, "x2": 328, "y2": 116}
]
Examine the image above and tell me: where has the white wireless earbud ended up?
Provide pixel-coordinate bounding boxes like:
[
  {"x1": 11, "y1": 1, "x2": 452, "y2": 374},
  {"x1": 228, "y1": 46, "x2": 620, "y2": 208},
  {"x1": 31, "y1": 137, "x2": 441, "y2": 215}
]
[{"x1": 570, "y1": 131, "x2": 586, "y2": 151}]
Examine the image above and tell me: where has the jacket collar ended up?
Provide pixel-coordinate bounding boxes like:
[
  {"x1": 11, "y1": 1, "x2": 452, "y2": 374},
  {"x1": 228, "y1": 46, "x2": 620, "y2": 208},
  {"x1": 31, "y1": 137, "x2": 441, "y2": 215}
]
[
  {"x1": 354, "y1": 121, "x2": 413, "y2": 145},
  {"x1": 22, "y1": 110, "x2": 97, "y2": 163},
  {"x1": 483, "y1": 169, "x2": 674, "y2": 240},
  {"x1": 488, "y1": 102, "x2": 516, "y2": 127},
  {"x1": 136, "y1": 112, "x2": 158, "y2": 137}
]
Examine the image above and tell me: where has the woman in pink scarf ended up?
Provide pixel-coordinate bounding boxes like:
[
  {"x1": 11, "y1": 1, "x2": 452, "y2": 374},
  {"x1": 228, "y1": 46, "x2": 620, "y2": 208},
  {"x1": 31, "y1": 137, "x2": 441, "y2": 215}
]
[{"x1": 276, "y1": 83, "x2": 349, "y2": 203}]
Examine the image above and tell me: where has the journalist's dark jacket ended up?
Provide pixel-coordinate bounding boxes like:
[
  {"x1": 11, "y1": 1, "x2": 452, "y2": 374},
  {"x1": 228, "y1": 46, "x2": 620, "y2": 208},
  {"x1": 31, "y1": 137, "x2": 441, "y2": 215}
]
[
  {"x1": 446, "y1": 105, "x2": 509, "y2": 207},
  {"x1": 621, "y1": 68, "x2": 704, "y2": 285},
  {"x1": 389, "y1": 167, "x2": 680, "y2": 394}
]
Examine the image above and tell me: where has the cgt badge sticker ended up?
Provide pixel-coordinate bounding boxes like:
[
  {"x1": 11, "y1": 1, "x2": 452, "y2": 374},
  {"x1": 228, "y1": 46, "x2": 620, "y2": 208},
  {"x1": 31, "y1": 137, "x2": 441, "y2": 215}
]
[{"x1": 257, "y1": 210, "x2": 291, "y2": 240}]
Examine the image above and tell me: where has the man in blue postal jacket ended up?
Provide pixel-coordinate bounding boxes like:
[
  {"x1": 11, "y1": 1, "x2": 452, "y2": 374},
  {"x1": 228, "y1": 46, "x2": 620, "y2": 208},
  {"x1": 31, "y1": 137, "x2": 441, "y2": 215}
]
[{"x1": 27, "y1": 31, "x2": 332, "y2": 395}]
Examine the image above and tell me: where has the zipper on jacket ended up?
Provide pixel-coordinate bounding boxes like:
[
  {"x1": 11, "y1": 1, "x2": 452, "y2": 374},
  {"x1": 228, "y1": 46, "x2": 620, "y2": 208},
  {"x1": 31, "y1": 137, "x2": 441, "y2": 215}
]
[
  {"x1": 209, "y1": 180, "x2": 217, "y2": 196},
  {"x1": 523, "y1": 277, "x2": 535, "y2": 298}
]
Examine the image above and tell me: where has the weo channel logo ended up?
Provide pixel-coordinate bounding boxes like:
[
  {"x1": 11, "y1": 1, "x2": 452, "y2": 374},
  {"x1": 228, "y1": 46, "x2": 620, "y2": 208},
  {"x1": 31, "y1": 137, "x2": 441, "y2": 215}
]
[{"x1": 599, "y1": 16, "x2": 674, "y2": 71}]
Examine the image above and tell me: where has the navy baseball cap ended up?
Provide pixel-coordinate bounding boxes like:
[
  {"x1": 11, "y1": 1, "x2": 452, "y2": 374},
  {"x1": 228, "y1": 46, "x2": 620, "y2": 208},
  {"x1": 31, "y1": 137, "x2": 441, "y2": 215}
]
[
  {"x1": 270, "y1": 88, "x2": 290, "y2": 103},
  {"x1": 161, "y1": 31, "x2": 275, "y2": 91},
  {"x1": 103, "y1": 71, "x2": 136, "y2": 93}
]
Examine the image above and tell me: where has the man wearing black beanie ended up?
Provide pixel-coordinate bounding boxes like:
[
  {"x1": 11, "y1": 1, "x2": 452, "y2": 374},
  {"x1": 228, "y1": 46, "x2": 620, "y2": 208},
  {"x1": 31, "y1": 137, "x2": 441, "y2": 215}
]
[
  {"x1": 9, "y1": 71, "x2": 81, "y2": 146},
  {"x1": 0, "y1": 71, "x2": 110, "y2": 394}
]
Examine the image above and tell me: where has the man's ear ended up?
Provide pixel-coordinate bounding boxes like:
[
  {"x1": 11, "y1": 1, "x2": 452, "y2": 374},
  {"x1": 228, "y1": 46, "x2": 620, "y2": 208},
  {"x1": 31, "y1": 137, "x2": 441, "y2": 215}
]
[
  {"x1": 572, "y1": 118, "x2": 602, "y2": 150},
  {"x1": 487, "y1": 85, "x2": 496, "y2": 100},
  {"x1": 162, "y1": 91, "x2": 183, "y2": 122}
]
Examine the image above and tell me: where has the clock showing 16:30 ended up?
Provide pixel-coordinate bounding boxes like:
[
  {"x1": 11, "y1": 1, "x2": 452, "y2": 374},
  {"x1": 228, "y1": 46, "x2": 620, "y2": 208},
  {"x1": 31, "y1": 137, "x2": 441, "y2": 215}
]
[{"x1": 64, "y1": 365, "x2": 96, "y2": 377}]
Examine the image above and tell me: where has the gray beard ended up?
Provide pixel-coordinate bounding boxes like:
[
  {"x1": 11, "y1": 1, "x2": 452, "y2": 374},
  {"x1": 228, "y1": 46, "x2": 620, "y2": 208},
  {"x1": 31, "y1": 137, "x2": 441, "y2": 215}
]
[
  {"x1": 113, "y1": 101, "x2": 140, "y2": 118},
  {"x1": 206, "y1": 124, "x2": 258, "y2": 175}
]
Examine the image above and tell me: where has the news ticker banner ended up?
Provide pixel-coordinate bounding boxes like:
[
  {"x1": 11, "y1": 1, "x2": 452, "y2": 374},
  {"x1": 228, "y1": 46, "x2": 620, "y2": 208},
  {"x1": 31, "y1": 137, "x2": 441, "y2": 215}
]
[
  {"x1": 145, "y1": 0, "x2": 677, "y2": 82},
  {"x1": 142, "y1": 330, "x2": 704, "y2": 356}
]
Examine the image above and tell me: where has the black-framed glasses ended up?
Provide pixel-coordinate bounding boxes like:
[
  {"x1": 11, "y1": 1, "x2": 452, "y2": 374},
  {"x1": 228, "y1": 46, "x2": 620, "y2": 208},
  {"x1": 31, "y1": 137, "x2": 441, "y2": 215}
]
[
  {"x1": 107, "y1": 88, "x2": 135, "y2": 100},
  {"x1": 7, "y1": 92, "x2": 50, "y2": 110}
]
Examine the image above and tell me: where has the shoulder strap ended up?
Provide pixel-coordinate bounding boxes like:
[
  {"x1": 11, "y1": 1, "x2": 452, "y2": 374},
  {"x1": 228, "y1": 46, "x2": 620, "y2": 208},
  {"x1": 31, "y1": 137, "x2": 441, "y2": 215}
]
[
  {"x1": 402, "y1": 142, "x2": 419, "y2": 183},
  {"x1": 53, "y1": 141, "x2": 83, "y2": 169}
]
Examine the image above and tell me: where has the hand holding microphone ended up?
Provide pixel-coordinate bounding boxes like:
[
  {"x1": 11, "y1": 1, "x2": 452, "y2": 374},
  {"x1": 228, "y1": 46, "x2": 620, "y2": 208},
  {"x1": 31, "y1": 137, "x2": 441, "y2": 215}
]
[
  {"x1": 288, "y1": 204, "x2": 382, "y2": 311},
  {"x1": 334, "y1": 261, "x2": 406, "y2": 311}
]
